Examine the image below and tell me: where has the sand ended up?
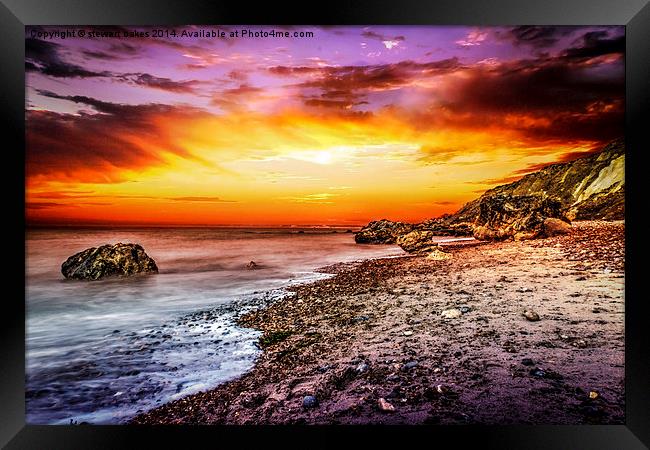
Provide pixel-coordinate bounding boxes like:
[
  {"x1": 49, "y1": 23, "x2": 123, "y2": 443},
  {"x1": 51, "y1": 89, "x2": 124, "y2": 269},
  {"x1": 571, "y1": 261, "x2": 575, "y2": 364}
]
[{"x1": 131, "y1": 220, "x2": 625, "y2": 425}]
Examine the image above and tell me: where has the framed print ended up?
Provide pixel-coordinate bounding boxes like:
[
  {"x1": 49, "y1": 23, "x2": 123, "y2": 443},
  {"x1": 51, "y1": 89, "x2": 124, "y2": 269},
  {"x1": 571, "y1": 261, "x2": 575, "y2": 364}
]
[{"x1": 1, "y1": 0, "x2": 649, "y2": 448}]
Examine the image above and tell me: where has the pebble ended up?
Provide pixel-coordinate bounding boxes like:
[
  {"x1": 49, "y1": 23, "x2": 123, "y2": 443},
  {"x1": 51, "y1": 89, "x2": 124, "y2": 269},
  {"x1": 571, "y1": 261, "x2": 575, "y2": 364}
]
[
  {"x1": 523, "y1": 310, "x2": 540, "y2": 321},
  {"x1": 302, "y1": 395, "x2": 319, "y2": 408},
  {"x1": 403, "y1": 330, "x2": 413, "y2": 336},
  {"x1": 317, "y1": 365, "x2": 331, "y2": 373},
  {"x1": 517, "y1": 287, "x2": 533, "y2": 293},
  {"x1": 521, "y1": 358, "x2": 535, "y2": 366},
  {"x1": 401, "y1": 361, "x2": 418, "y2": 371},
  {"x1": 441, "y1": 309, "x2": 462, "y2": 319},
  {"x1": 378, "y1": 397, "x2": 395, "y2": 412},
  {"x1": 589, "y1": 391, "x2": 599, "y2": 400},
  {"x1": 530, "y1": 368, "x2": 546, "y2": 378},
  {"x1": 459, "y1": 306, "x2": 472, "y2": 314},
  {"x1": 355, "y1": 362, "x2": 369, "y2": 373}
]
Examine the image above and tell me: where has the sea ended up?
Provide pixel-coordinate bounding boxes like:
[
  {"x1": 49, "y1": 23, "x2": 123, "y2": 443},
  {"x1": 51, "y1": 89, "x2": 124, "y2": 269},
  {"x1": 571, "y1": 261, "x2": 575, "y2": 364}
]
[{"x1": 25, "y1": 227, "x2": 405, "y2": 424}]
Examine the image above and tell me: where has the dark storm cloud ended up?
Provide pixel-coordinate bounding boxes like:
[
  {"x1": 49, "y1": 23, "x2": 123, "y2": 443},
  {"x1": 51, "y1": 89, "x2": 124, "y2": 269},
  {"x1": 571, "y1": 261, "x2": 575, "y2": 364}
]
[
  {"x1": 26, "y1": 38, "x2": 111, "y2": 78},
  {"x1": 562, "y1": 31, "x2": 625, "y2": 60},
  {"x1": 82, "y1": 43, "x2": 140, "y2": 60},
  {"x1": 27, "y1": 93, "x2": 207, "y2": 182},
  {"x1": 506, "y1": 26, "x2": 575, "y2": 48},
  {"x1": 269, "y1": 58, "x2": 462, "y2": 108},
  {"x1": 361, "y1": 30, "x2": 406, "y2": 43},
  {"x1": 118, "y1": 73, "x2": 202, "y2": 94}
]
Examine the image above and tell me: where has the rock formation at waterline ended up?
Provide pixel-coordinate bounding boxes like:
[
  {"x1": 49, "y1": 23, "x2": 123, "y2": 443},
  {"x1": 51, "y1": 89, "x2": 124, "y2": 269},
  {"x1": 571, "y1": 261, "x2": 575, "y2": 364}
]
[
  {"x1": 354, "y1": 219, "x2": 415, "y2": 244},
  {"x1": 355, "y1": 138, "x2": 624, "y2": 251},
  {"x1": 61, "y1": 243, "x2": 159, "y2": 280}
]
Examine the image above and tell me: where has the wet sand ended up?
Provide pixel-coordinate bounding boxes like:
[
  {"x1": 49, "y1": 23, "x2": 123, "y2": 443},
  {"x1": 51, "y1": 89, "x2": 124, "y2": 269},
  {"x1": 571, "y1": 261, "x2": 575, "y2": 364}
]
[{"x1": 132, "y1": 220, "x2": 625, "y2": 425}]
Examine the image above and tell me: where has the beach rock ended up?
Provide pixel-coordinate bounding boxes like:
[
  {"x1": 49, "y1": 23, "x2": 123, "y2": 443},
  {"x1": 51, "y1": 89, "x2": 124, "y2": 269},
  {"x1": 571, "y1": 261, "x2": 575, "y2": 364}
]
[
  {"x1": 355, "y1": 362, "x2": 369, "y2": 373},
  {"x1": 378, "y1": 397, "x2": 395, "y2": 412},
  {"x1": 471, "y1": 194, "x2": 570, "y2": 241},
  {"x1": 354, "y1": 219, "x2": 414, "y2": 244},
  {"x1": 426, "y1": 248, "x2": 452, "y2": 260},
  {"x1": 523, "y1": 310, "x2": 540, "y2": 321},
  {"x1": 441, "y1": 308, "x2": 462, "y2": 319},
  {"x1": 61, "y1": 243, "x2": 158, "y2": 280},
  {"x1": 396, "y1": 230, "x2": 438, "y2": 254},
  {"x1": 245, "y1": 261, "x2": 260, "y2": 270},
  {"x1": 302, "y1": 395, "x2": 319, "y2": 408},
  {"x1": 401, "y1": 361, "x2": 418, "y2": 371},
  {"x1": 542, "y1": 218, "x2": 573, "y2": 237}
]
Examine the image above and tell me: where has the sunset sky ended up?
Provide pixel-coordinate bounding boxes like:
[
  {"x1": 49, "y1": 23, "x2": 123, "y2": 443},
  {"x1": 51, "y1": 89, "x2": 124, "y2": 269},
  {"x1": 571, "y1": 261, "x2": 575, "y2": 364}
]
[{"x1": 25, "y1": 25, "x2": 625, "y2": 226}]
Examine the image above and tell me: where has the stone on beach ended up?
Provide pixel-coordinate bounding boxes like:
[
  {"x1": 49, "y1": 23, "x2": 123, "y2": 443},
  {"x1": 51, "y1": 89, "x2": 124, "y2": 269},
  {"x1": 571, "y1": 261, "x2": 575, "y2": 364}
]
[
  {"x1": 426, "y1": 248, "x2": 452, "y2": 260},
  {"x1": 61, "y1": 243, "x2": 158, "y2": 280},
  {"x1": 302, "y1": 395, "x2": 319, "y2": 408},
  {"x1": 441, "y1": 308, "x2": 462, "y2": 319},
  {"x1": 378, "y1": 397, "x2": 395, "y2": 412},
  {"x1": 542, "y1": 218, "x2": 574, "y2": 237},
  {"x1": 396, "y1": 230, "x2": 438, "y2": 254},
  {"x1": 523, "y1": 310, "x2": 541, "y2": 321}
]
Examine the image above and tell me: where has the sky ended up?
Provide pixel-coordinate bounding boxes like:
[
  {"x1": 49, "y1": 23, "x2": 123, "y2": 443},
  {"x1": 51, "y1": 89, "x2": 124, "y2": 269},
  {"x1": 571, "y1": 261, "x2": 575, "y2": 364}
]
[{"x1": 25, "y1": 25, "x2": 625, "y2": 226}]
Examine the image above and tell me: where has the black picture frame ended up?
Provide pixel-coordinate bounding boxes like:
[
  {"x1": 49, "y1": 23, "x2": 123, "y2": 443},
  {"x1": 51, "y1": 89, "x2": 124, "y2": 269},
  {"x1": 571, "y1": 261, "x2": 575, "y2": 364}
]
[{"x1": 2, "y1": 0, "x2": 648, "y2": 448}]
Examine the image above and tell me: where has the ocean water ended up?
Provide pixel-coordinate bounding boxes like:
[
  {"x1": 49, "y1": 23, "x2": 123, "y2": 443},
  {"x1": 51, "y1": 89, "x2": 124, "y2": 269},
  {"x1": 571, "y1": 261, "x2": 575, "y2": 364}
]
[{"x1": 25, "y1": 227, "x2": 405, "y2": 424}]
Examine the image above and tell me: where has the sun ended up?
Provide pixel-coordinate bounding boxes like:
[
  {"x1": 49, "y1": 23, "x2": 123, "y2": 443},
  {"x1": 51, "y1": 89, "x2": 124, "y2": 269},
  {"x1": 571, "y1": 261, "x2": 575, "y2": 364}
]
[{"x1": 312, "y1": 151, "x2": 333, "y2": 165}]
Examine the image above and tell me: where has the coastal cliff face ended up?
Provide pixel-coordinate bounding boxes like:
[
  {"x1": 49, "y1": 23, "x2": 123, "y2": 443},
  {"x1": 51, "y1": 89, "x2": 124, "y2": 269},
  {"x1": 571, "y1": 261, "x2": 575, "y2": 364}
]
[
  {"x1": 355, "y1": 138, "x2": 625, "y2": 249},
  {"x1": 454, "y1": 138, "x2": 625, "y2": 224}
]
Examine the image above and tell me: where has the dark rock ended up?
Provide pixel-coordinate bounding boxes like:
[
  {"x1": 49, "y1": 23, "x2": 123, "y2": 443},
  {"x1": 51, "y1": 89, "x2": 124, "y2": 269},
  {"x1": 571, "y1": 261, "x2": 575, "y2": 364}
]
[
  {"x1": 245, "y1": 261, "x2": 260, "y2": 270},
  {"x1": 354, "y1": 219, "x2": 414, "y2": 244},
  {"x1": 530, "y1": 368, "x2": 546, "y2": 377},
  {"x1": 61, "y1": 243, "x2": 158, "y2": 280},
  {"x1": 521, "y1": 358, "x2": 535, "y2": 366},
  {"x1": 472, "y1": 194, "x2": 570, "y2": 241},
  {"x1": 302, "y1": 395, "x2": 319, "y2": 408},
  {"x1": 352, "y1": 315, "x2": 370, "y2": 323},
  {"x1": 401, "y1": 361, "x2": 418, "y2": 371}
]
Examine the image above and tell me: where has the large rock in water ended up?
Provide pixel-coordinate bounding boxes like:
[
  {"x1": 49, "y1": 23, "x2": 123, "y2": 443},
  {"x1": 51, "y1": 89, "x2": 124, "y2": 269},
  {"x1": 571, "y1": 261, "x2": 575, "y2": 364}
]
[
  {"x1": 61, "y1": 243, "x2": 158, "y2": 280},
  {"x1": 354, "y1": 219, "x2": 414, "y2": 244},
  {"x1": 472, "y1": 194, "x2": 571, "y2": 241}
]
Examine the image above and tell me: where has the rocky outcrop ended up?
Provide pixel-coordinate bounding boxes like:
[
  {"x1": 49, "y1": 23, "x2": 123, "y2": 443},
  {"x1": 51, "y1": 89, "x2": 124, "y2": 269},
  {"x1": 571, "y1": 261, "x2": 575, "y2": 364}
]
[
  {"x1": 355, "y1": 138, "x2": 624, "y2": 248},
  {"x1": 354, "y1": 219, "x2": 414, "y2": 244},
  {"x1": 61, "y1": 243, "x2": 158, "y2": 280},
  {"x1": 396, "y1": 230, "x2": 439, "y2": 254},
  {"x1": 472, "y1": 138, "x2": 624, "y2": 222},
  {"x1": 471, "y1": 194, "x2": 570, "y2": 241}
]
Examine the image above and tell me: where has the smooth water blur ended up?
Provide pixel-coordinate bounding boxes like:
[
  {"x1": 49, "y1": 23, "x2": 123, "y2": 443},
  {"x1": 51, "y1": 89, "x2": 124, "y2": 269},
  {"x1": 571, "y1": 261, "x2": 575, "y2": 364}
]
[{"x1": 25, "y1": 227, "x2": 404, "y2": 424}]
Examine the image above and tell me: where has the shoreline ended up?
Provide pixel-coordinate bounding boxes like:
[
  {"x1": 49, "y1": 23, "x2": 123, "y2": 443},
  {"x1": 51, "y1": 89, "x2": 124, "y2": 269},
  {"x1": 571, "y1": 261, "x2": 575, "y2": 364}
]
[{"x1": 131, "y1": 220, "x2": 624, "y2": 425}]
